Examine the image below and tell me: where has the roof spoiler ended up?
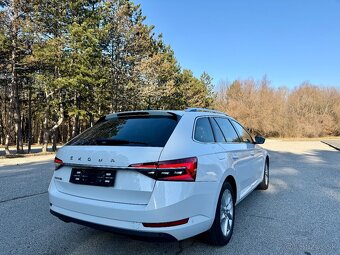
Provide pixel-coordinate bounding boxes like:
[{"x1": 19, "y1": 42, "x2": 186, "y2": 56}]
[{"x1": 96, "y1": 110, "x2": 180, "y2": 123}]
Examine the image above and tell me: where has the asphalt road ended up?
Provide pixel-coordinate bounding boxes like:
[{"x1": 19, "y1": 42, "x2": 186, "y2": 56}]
[{"x1": 0, "y1": 141, "x2": 339, "y2": 255}]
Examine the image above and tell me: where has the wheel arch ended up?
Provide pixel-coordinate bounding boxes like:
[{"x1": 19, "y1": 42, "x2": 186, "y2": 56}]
[
  {"x1": 224, "y1": 175, "x2": 237, "y2": 204},
  {"x1": 207, "y1": 173, "x2": 238, "y2": 230}
]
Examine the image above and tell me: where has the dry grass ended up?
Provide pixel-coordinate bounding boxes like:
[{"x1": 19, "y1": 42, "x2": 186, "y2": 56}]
[{"x1": 266, "y1": 136, "x2": 340, "y2": 141}]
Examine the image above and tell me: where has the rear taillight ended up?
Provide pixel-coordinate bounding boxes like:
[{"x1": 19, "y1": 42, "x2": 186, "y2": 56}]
[
  {"x1": 130, "y1": 157, "x2": 197, "y2": 181},
  {"x1": 54, "y1": 157, "x2": 63, "y2": 170}
]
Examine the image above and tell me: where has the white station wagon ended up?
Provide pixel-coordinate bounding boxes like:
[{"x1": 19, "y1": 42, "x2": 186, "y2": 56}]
[{"x1": 49, "y1": 108, "x2": 269, "y2": 246}]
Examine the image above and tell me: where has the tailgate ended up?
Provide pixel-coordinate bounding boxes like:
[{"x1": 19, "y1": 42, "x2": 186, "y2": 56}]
[{"x1": 53, "y1": 146, "x2": 162, "y2": 205}]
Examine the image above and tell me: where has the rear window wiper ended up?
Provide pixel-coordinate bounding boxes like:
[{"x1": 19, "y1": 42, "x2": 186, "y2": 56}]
[{"x1": 95, "y1": 138, "x2": 147, "y2": 145}]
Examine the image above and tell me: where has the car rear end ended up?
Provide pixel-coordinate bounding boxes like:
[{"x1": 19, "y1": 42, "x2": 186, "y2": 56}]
[{"x1": 48, "y1": 111, "x2": 216, "y2": 240}]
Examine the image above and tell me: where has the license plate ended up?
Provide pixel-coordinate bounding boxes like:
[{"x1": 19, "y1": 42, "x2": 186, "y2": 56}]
[{"x1": 70, "y1": 167, "x2": 116, "y2": 187}]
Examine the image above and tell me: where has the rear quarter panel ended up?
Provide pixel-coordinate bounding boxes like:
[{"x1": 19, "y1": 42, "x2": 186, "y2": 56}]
[
  {"x1": 159, "y1": 113, "x2": 239, "y2": 217},
  {"x1": 159, "y1": 113, "x2": 233, "y2": 181}
]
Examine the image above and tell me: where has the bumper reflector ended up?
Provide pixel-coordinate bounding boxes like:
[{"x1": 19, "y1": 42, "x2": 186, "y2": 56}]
[{"x1": 142, "y1": 218, "x2": 189, "y2": 228}]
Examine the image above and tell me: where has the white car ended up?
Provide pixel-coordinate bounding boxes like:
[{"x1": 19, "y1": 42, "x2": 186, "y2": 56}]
[{"x1": 49, "y1": 108, "x2": 269, "y2": 246}]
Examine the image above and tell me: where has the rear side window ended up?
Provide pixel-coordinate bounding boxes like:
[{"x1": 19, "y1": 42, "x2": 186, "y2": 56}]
[
  {"x1": 230, "y1": 120, "x2": 253, "y2": 143},
  {"x1": 214, "y1": 118, "x2": 240, "y2": 143},
  {"x1": 67, "y1": 116, "x2": 178, "y2": 147},
  {"x1": 194, "y1": 117, "x2": 214, "y2": 143}
]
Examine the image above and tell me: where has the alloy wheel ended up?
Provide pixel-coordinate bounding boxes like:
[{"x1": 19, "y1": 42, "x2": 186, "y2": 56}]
[{"x1": 220, "y1": 189, "x2": 234, "y2": 236}]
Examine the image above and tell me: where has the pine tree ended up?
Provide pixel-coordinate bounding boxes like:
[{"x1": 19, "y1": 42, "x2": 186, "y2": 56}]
[{"x1": 0, "y1": 0, "x2": 217, "y2": 152}]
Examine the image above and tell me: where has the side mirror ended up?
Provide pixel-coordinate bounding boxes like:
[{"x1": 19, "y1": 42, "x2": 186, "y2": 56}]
[{"x1": 254, "y1": 135, "x2": 265, "y2": 144}]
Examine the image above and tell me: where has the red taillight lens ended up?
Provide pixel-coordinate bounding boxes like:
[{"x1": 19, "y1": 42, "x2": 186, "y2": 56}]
[
  {"x1": 130, "y1": 157, "x2": 197, "y2": 181},
  {"x1": 54, "y1": 157, "x2": 63, "y2": 170},
  {"x1": 158, "y1": 157, "x2": 197, "y2": 181},
  {"x1": 142, "y1": 218, "x2": 189, "y2": 228}
]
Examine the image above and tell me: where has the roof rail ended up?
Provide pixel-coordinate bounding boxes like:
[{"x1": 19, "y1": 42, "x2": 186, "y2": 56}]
[{"x1": 185, "y1": 108, "x2": 227, "y2": 115}]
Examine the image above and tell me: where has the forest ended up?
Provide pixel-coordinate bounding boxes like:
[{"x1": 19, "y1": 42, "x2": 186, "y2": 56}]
[
  {"x1": 0, "y1": 0, "x2": 214, "y2": 154},
  {"x1": 0, "y1": 0, "x2": 339, "y2": 155},
  {"x1": 215, "y1": 79, "x2": 340, "y2": 138}
]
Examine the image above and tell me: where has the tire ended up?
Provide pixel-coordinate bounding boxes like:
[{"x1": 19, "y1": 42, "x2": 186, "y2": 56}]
[
  {"x1": 257, "y1": 160, "x2": 269, "y2": 190},
  {"x1": 204, "y1": 182, "x2": 235, "y2": 246}
]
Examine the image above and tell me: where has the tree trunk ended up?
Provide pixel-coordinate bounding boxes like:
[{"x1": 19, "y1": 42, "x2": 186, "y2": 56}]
[
  {"x1": 50, "y1": 111, "x2": 64, "y2": 152},
  {"x1": 42, "y1": 126, "x2": 49, "y2": 152},
  {"x1": 42, "y1": 107, "x2": 49, "y2": 153},
  {"x1": 51, "y1": 132, "x2": 56, "y2": 152},
  {"x1": 10, "y1": 0, "x2": 23, "y2": 154},
  {"x1": 0, "y1": 110, "x2": 3, "y2": 145},
  {"x1": 5, "y1": 135, "x2": 10, "y2": 155},
  {"x1": 1, "y1": 80, "x2": 8, "y2": 146},
  {"x1": 43, "y1": 102, "x2": 64, "y2": 152},
  {"x1": 27, "y1": 81, "x2": 32, "y2": 153},
  {"x1": 67, "y1": 118, "x2": 72, "y2": 141},
  {"x1": 71, "y1": 115, "x2": 79, "y2": 138},
  {"x1": 89, "y1": 113, "x2": 94, "y2": 127},
  {"x1": 37, "y1": 121, "x2": 43, "y2": 145}
]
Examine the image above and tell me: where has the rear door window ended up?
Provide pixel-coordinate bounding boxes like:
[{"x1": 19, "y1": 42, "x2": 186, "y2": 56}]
[
  {"x1": 194, "y1": 117, "x2": 215, "y2": 143},
  {"x1": 214, "y1": 118, "x2": 240, "y2": 143},
  {"x1": 67, "y1": 115, "x2": 179, "y2": 147}
]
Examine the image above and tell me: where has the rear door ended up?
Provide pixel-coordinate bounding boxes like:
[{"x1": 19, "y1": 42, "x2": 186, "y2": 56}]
[
  {"x1": 53, "y1": 112, "x2": 179, "y2": 205},
  {"x1": 230, "y1": 120, "x2": 263, "y2": 188},
  {"x1": 213, "y1": 117, "x2": 252, "y2": 198}
]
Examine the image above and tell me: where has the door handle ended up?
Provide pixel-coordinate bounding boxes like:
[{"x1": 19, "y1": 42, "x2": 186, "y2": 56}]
[{"x1": 250, "y1": 152, "x2": 255, "y2": 156}]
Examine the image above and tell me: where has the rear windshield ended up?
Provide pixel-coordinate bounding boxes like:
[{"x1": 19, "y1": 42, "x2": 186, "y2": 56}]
[{"x1": 67, "y1": 115, "x2": 179, "y2": 147}]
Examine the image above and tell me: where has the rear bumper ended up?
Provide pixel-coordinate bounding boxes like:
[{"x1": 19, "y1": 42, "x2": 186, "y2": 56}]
[
  {"x1": 49, "y1": 180, "x2": 218, "y2": 240},
  {"x1": 50, "y1": 209, "x2": 176, "y2": 241}
]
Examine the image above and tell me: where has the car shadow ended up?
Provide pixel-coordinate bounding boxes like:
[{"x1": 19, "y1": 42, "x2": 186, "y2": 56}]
[
  {"x1": 51, "y1": 147, "x2": 339, "y2": 254},
  {"x1": 2, "y1": 146, "x2": 339, "y2": 254}
]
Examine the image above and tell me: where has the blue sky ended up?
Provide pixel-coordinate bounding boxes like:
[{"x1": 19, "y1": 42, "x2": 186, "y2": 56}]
[{"x1": 135, "y1": 0, "x2": 340, "y2": 88}]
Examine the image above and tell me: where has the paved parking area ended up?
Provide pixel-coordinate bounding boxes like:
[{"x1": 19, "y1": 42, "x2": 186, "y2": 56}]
[
  {"x1": 0, "y1": 141, "x2": 339, "y2": 255},
  {"x1": 321, "y1": 140, "x2": 340, "y2": 151}
]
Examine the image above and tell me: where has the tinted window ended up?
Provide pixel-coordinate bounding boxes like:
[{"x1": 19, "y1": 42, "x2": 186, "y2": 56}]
[
  {"x1": 209, "y1": 118, "x2": 226, "y2": 142},
  {"x1": 214, "y1": 118, "x2": 240, "y2": 142},
  {"x1": 67, "y1": 116, "x2": 178, "y2": 147},
  {"x1": 194, "y1": 118, "x2": 214, "y2": 143},
  {"x1": 230, "y1": 120, "x2": 253, "y2": 143}
]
